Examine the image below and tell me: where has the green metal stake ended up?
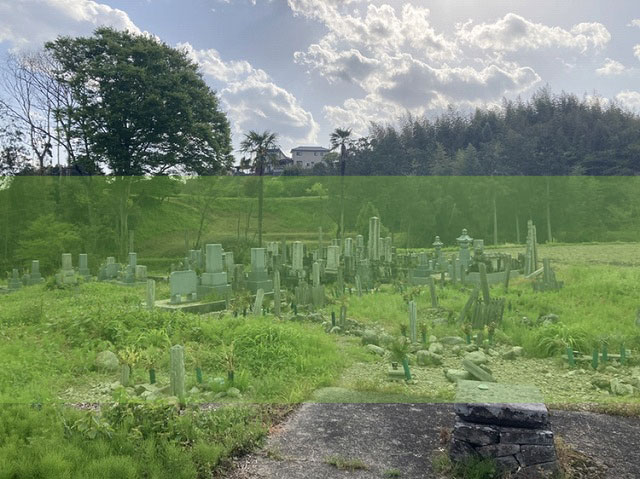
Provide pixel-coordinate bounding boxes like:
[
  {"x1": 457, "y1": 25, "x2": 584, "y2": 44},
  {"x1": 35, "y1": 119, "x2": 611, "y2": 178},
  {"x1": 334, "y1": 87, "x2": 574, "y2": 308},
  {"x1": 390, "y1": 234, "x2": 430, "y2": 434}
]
[
  {"x1": 620, "y1": 344, "x2": 627, "y2": 365},
  {"x1": 402, "y1": 358, "x2": 412, "y2": 381},
  {"x1": 331, "y1": 311, "x2": 336, "y2": 327},
  {"x1": 566, "y1": 348, "x2": 575, "y2": 368},
  {"x1": 149, "y1": 368, "x2": 156, "y2": 384},
  {"x1": 601, "y1": 344, "x2": 608, "y2": 363},
  {"x1": 465, "y1": 334, "x2": 471, "y2": 345},
  {"x1": 592, "y1": 348, "x2": 599, "y2": 370},
  {"x1": 422, "y1": 331, "x2": 427, "y2": 345},
  {"x1": 196, "y1": 367, "x2": 203, "y2": 384},
  {"x1": 293, "y1": 304, "x2": 298, "y2": 315}
]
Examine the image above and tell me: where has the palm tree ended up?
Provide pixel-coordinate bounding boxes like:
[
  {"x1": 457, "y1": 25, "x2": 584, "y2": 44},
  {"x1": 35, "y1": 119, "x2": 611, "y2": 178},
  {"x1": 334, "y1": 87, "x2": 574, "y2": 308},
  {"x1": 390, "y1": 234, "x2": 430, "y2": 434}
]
[
  {"x1": 239, "y1": 130, "x2": 279, "y2": 247},
  {"x1": 330, "y1": 128, "x2": 352, "y2": 244}
]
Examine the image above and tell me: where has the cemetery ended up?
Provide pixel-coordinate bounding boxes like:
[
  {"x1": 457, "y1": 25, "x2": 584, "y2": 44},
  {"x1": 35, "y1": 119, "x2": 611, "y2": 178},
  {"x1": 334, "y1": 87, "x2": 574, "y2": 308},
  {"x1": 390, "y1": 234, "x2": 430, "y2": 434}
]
[{"x1": 1, "y1": 189, "x2": 640, "y2": 478}]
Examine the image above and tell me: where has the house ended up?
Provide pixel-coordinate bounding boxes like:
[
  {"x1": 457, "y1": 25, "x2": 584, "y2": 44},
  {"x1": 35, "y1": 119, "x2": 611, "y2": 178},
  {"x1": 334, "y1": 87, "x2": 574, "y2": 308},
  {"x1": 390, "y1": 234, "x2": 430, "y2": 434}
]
[
  {"x1": 266, "y1": 148, "x2": 292, "y2": 175},
  {"x1": 290, "y1": 146, "x2": 330, "y2": 169}
]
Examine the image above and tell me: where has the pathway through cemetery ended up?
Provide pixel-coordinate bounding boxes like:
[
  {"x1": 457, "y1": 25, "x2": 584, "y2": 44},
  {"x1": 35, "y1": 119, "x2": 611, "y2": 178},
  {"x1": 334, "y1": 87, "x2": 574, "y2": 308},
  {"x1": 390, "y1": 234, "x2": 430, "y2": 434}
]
[{"x1": 229, "y1": 398, "x2": 640, "y2": 479}]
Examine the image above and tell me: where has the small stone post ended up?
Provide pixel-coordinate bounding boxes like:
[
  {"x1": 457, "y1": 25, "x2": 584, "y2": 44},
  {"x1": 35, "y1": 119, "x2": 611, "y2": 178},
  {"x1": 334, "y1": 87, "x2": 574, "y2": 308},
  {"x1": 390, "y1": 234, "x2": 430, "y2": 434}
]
[
  {"x1": 146, "y1": 279, "x2": 156, "y2": 311},
  {"x1": 254, "y1": 288, "x2": 265, "y2": 315},
  {"x1": 479, "y1": 263, "x2": 491, "y2": 304},
  {"x1": 409, "y1": 301, "x2": 417, "y2": 343},
  {"x1": 428, "y1": 277, "x2": 438, "y2": 307},
  {"x1": 170, "y1": 345, "x2": 186, "y2": 400},
  {"x1": 273, "y1": 271, "x2": 281, "y2": 316}
]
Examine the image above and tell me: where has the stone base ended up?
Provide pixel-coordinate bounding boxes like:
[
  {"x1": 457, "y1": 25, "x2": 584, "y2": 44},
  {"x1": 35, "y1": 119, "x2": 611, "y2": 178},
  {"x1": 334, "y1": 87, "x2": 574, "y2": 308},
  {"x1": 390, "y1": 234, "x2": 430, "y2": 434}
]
[
  {"x1": 197, "y1": 283, "x2": 231, "y2": 301},
  {"x1": 247, "y1": 279, "x2": 273, "y2": 294},
  {"x1": 451, "y1": 398, "x2": 557, "y2": 478},
  {"x1": 466, "y1": 270, "x2": 520, "y2": 286},
  {"x1": 155, "y1": 298, "x2": 228, "y2": 314}
]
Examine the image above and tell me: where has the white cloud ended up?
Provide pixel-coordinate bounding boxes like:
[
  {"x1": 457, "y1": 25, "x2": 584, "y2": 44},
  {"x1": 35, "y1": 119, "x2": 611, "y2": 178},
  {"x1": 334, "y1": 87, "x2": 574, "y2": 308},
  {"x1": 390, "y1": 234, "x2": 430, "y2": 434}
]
[
  {"x1": 0, "y1": 0, "x2": 140, "y2": 49},
  {"x1": 294, "y1": 4, "x2": 542, "y2": 133},
  {"x1": 456, "y1": 13, "x2": 610, "y2": 53},
  {"x1": 180, "y1": 43, "x2": 319, "y2": 151},
  {"x1": 596, "y1": 58, "x2": 626, "y2": 76},
  {"x1": 634, "y1": 45, "x2": 640, "y2": 60},
  {"x1": 629, "y1": 19, "x2": 640, "y2": 28},
  {"x1": 616, "y1": 90, "x2": 640, "y2": 111}
]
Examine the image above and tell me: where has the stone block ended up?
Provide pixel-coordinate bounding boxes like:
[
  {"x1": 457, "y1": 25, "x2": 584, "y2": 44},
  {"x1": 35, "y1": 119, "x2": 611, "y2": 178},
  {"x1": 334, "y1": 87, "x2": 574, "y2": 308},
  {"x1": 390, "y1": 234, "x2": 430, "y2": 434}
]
[
  {"x1": 454, "y1": 402, "x2": 549, "y2": 429},
  {"x1": 517, "y1": 445, "x2": 556, "y2": 466},
  {"x1": 452, "y1": 421, "x2": 499, "y2": 446},
  {"x1": 500, "y1": 428, "x2": 554, "y2": 446}
]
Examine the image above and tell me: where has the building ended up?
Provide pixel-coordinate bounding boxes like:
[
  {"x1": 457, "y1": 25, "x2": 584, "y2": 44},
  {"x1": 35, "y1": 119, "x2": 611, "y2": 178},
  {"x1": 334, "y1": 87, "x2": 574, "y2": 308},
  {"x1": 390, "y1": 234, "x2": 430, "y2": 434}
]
[
  {"x1": 265, "y1": 148, "x2": 293, "y2": 175},
  {"x1": 290, "y1": 146, "x2": 330, "y2": 169}
]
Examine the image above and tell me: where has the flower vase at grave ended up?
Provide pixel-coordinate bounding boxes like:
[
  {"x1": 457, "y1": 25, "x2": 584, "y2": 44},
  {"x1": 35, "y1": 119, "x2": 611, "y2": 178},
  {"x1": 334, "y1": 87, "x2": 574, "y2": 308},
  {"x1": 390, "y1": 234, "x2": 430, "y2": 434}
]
[
  {"x1": 466, "y1": 334, "x2": 471, "y2": 344},
  {"x1": 402, "y1": 358, "x2": 412, "y2": 381},
  {"x1": 227, "y1": 370, "x2": 234, "y2": 382},
  {"x1": 149, "y1": 368, "x2": 156, "y2": 384},
  {"x1": 601, "y1": 344, "x2": 608, "y2": 363},
  {"x1": 621, "y1": 345, "x2": 627, "y2": 365},
  {"x1": 196, "y1": 367, "x2": 203, "y2": 384},
  {"x1": 422, "y1": 331, "x2": 427, "y2": 345},
  {"x1": 566, "y1": 348, "x2": 576, "y2": 368},
  {"x1": 592, "y1": 348, "x2": 599, "y2": 370},
  {"x1": 331, "y1": 311, "x2": 336, "y2": 327}
]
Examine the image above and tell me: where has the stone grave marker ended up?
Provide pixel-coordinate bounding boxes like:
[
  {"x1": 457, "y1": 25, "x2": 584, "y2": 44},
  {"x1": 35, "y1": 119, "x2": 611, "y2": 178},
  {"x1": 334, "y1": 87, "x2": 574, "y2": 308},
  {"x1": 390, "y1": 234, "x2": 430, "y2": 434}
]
[
  {"x1": 57, "y1": 253, "x2": 77, "y2": 285},
  {"x1": 78, "y1": 254, "x2": 91, "y2": 279},
  {"x1": 170, "y1": 270, "x2": 198, "y2": 304},
  {"x1": 291, "y1": 241, "x2": 304, "y2": 273},
  {"x1": 409, "y1": 301, "x2": 417, "y2": 343},
  {"x1": 325, "y1": 245, "x2": 340, "y2": 273},
  {"x1": 146, "y1": 279, "x2": 156, "y2": 311},
  {"x1": 247, "y1": 248, "x2": 273, "y2": 293},
  {"x1": 367, "y1": 216, "x2": 381, "y2": 261},
  {"x1": 253, "y1": 288, "x2": 265, "y2": 315},
  {"x1": 8, "y1": 269, "x2": 21, "y2": 291},
  {"x1": 457, "y1": 229, "x2": 473, "y2": 271},
  {"x1": 170, "y1": 345, "x2": 186, "y2": 400},
  {"x1": 26, "y1": 260, "x2": 44, "y2": 285},
  {"x1": 198, "y1": 244, "x2": 231, "y2": 300},
  {"x1": 273, "y1": 270, "x2": 281, "y2": 316}
]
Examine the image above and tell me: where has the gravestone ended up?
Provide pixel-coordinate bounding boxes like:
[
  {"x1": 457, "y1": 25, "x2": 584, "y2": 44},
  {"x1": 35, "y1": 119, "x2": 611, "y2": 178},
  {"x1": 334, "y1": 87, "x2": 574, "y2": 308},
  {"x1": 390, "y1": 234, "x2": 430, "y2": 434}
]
[
  {"x1": 99, "y1": 257, "x2": 120, "y2": 281},
  {"x1": 170, "y1": 270, "x2": 198, "y2": 304},
  {"x1": 451, "y1": 381, "x2": 557, "y2": 477},
  {"x1": 367, "y1": 217, "x2": 381, "y2": 261},
  {"x1": 356, "y1": 235, "x2": 365, "y2": 260},
  {"x1": 146, "y1": 279, "x2": 155, "y2": 311},
  {"x1": 382, "y1": 236, "x2": 393, "y2": 263},
  {"x1": 524, "y1": 221, "x2": 539, "y2": 276},
  {"x1": 78, "y1": 254, "x2": 91, "y2": 279},
  {"x1": 533, "y1": 258, "x2": 563, "y2": 292},
  {"x1": 273, "y1": 270, "x2": 281, "y2": 316},
  {"x1": 409, "y1": 301, "x2": 417, "y2": 343},
  {"x1": 57, "y1": 253, "x2": 77, "y2": 285},
  {"x1": 8, "y1": 269, "x2": 21, "y2": 291},
  {"x1": 291, "y1": 241, "x2": 304, "y2": 273},
  {"x1": 253, "y1": 288, "x2": 265, "y2": 315},
  {"x1": 247, "y1": 248, "x2": 273, "y2": 293},
  {"x1": 325, "y1": 245, "x2": 340, "y2": 273},
  {"x1": 198, "y1": 244, "x2": 231, "y2": 299},
  {"x1": 26, "y1": 260, "x2": 44, "y2": 285},
  {"x1": 170, "y1": 345, "x2": 186, "y2": 399},
  {"x1": 344, "y1": 237, "x2": 353, "y2": 257},
  {"x1": 457, "y1": 229, "x2": 473, "y2": 271},
  {"x1": 433, "y1": 236, "x2": 445, "y2": 271},
  {"x1": 410, "y1": 250, "x2": 433, "y2": 285}
]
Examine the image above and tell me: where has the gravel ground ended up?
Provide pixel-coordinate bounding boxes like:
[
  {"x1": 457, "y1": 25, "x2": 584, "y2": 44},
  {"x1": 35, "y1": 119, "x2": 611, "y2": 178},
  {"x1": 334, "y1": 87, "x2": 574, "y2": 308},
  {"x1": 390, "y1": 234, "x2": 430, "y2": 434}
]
[{"x1": 228, "y1": 400, "x2": 640, "y2": 479}]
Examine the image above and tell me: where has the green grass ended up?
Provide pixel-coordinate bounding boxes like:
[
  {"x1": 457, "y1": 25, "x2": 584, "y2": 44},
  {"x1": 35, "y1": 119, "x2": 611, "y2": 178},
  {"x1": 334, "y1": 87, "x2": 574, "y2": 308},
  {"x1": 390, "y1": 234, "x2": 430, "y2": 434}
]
[{"x1": 324, "y1": 454, "x2": 368, "y2": 471}]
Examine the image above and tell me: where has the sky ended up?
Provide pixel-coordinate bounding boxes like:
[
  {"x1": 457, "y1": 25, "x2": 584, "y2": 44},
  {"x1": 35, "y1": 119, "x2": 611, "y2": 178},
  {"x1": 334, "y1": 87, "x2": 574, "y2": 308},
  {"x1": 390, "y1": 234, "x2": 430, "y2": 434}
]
[{"x1": 1, "y1": 0, "x2": 640, "y2": 154}]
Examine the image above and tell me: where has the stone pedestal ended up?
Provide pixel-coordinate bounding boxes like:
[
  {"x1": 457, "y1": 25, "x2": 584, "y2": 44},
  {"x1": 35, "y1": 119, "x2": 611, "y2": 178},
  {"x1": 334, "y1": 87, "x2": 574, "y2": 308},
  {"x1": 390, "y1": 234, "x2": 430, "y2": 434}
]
[
  {"x1": 27, "y1": 260, "x2": 44, "y2": 285},
  {"x1": 451, "y1": 381, "x2": 558, "y2": 478}
]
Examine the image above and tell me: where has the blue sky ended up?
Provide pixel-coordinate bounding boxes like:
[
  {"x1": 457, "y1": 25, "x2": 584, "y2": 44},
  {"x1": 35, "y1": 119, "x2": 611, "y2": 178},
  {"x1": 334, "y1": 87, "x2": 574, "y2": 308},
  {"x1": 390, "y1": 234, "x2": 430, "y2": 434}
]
[{"x1": 1, "y1": 0, "x2": 640, "y2": 153}]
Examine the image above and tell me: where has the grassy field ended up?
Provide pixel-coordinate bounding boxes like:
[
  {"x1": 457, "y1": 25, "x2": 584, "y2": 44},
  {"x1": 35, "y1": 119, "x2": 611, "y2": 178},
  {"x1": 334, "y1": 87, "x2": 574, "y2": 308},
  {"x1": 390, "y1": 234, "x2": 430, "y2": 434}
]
[{"x1": 0, "y1": 242, "x2": 638, "y2": 477}]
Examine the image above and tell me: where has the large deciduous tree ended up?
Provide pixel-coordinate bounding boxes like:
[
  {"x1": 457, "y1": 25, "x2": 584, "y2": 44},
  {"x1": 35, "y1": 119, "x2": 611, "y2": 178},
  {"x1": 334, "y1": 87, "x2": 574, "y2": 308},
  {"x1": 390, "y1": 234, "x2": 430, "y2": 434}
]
[{"x1": 44, "y1": 28, "x2": 233, "y2": 255}]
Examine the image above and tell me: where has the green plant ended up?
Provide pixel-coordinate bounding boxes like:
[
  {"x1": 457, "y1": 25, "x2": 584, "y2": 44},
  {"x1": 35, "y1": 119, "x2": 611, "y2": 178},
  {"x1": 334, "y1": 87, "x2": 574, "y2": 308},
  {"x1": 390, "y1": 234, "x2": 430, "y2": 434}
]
[
  {"x1": 388, "y1": 337, "x2": 409, "y2": 364},
  {"x1": 324, "y1": 455, "x2": 367, "y2": 471}
]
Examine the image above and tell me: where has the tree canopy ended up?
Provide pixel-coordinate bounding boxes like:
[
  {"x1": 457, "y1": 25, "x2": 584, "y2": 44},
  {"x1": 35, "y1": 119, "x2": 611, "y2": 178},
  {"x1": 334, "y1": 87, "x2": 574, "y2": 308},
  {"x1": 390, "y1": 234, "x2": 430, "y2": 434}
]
[{"x1": 44, "y1": 28, "x2": 233, "y2": 175}]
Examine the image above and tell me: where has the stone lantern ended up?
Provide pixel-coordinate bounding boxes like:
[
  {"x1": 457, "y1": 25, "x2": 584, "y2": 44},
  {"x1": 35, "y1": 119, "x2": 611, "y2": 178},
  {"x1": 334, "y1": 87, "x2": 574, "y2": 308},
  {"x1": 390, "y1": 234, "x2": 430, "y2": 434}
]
[{"x1": 456, "y1": 229, "x2": 473, "y2": 270}]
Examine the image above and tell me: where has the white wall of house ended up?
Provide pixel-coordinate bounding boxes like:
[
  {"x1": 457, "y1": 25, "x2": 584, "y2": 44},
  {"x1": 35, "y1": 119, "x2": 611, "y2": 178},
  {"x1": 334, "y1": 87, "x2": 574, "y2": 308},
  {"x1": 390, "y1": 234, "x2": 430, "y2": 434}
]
[{"x1": 291, "y1": 148, "x2": 328, "y2": 169}]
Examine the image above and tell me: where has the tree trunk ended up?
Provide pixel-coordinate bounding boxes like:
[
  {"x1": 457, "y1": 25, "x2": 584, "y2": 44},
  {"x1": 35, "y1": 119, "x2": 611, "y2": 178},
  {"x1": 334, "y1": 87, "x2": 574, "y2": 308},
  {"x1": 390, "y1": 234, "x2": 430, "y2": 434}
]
[
  {"x1": 493, "y1": 193, "x2": 498, "y2": 245},
  {"x1": 340, "y1": 147, "x2": 346, "y2": 245},
  {"x1": 546, "y1": 178, "x2": 552, "y2": 243},
  {"x1": 258, "y1": 163, "x2": 264, "y2": 247}
]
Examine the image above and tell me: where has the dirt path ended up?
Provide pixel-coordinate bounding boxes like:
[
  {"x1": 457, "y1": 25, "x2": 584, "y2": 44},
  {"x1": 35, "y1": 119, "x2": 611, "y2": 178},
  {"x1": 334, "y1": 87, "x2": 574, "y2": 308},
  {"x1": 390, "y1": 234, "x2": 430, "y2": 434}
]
[{"x1": 228, "y1": 400, "x2": 640, "y2": 479}]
